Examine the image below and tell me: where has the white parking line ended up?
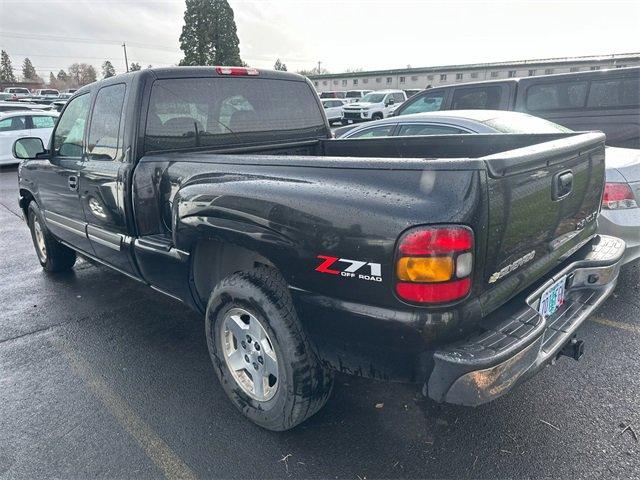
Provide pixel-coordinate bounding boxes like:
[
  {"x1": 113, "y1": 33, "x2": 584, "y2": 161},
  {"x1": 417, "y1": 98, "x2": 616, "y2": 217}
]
[{"x1": 52, "y1": 338, "x2": 198, "y2": 480}]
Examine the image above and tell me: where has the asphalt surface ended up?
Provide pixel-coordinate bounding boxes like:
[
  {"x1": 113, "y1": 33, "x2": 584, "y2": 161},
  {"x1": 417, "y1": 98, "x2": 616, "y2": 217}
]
[{"x1": 0, "y1": 164, "x2": 639, "y2": 479}]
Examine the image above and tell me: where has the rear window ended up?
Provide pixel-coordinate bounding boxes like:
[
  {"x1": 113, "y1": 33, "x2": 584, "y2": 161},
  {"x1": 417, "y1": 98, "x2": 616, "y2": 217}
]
[
  {"x1": 145, "y1": 78, "x2": 325, "y2": 152},
  {"x1": 526, "y1": 81, "x2": 588, "y2": 111},
  {"x1": 346, "y1": 91, "x2": 362, "y2": 98},
  {"x1": 452, "y1": 86, "x2": 504, "y2": 109},
  {"x1": 587, "y1": 77, "x2": 639, "y2": 108},
  {"x1": 41, "y1": 90, "x2": 58, "y2": 95}
]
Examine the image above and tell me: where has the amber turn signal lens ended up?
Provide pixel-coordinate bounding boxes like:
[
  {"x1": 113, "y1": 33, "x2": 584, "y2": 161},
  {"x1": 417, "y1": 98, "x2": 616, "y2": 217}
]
[{"x1": 396, "y1": 256, "x2": 453, "y2": 282}]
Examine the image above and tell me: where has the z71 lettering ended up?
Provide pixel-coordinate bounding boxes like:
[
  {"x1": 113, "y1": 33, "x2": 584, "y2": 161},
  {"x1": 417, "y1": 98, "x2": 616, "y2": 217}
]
[{"x1": 315, "y1": 255, "x2": 382, "y2": 282}]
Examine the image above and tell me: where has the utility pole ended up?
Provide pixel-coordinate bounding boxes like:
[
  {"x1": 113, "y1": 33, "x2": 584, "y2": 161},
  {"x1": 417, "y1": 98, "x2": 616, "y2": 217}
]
[
  {"x1": 317, "y1": 61, "x2": 321, "y2": 74},
  {"x1": 123, "y1": 43, "x2": 129, "y2": 73}
]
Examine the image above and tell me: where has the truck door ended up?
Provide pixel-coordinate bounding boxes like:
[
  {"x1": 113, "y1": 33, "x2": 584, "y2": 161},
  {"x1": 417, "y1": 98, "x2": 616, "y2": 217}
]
[
  {"x1": 79, "y1": 82, "x2": 139, "y2": 277},
  {"x1": 37, "y1": 93, "x2": 94, "y2": 254}
]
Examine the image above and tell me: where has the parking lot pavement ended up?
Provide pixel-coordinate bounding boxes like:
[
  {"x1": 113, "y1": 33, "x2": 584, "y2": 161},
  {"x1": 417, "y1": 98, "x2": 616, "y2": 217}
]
[{"x1": 0, "y1": 164, "x2": 638, "y2": 479}]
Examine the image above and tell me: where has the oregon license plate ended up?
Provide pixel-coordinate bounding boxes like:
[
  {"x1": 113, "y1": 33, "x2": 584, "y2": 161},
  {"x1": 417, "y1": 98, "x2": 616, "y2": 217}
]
[{"x1": 538, "y1": 275, "x2": 567, "y2": 318}]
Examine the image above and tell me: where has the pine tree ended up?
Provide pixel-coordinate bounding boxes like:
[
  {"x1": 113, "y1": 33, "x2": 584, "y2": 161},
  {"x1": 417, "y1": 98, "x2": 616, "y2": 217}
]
[
  {"x1": 102, "y1": 60, "x2": 116, "y2": 78},
  {"x1": 129, "y1": 62, "x2": 141, "y2": 71},
  {"x1": 57, "y1": 69, "x2": 68, "y2": 82},
  {"x1": 0, "y1": 50, "x2": 16, "y2": 82},
  {"x1": 274, "y1": 59, "x2": 287, "y2": 71},
  {"x1": 179, "y1": 0, "x2": 242, "y2": 66},
  {"x1": 22, "y1": 58, "x2": 37, "y2": 80},
  {"x1": 49, "y1": 72, "x2": 56, "y2": 85}
]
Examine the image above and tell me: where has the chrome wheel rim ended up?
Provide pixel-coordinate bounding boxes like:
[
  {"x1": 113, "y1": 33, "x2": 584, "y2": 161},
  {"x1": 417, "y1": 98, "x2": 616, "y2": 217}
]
[
  {"x1": 220, "y1": 307, "x2": 278, "y2": 401},
  {"x1": 33, "y1": 217, "x2": 47, "y2": 262}
]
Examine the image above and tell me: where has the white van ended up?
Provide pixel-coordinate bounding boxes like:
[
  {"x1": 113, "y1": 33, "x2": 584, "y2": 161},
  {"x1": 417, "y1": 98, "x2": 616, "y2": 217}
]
[{"x1": 341, "y1": 90, "x2": 407, "y2": 124}]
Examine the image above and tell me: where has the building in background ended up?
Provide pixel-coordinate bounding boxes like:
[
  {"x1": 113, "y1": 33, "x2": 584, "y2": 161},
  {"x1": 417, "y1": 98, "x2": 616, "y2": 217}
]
[{"x1": 309, "y1": 52, "x2": 640, "y2": 93}]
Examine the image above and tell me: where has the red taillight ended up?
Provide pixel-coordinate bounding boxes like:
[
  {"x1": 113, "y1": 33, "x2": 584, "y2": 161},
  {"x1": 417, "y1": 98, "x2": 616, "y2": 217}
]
[
  {"x1": 395, "y1": 226, "x2": 473, "y2": 304},
  {"x1": 399, "y1": 226, "x2": 473, "y2": 255},
  {"x1": 215, "y1": 66, "x2": 259, "y2": 76},
  {"x1": 603, "y1": 182, "x2": 637, "y2": 210}
]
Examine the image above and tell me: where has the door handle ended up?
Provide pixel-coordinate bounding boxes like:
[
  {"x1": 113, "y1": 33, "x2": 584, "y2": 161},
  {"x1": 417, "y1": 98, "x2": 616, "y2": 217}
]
[
  {"x1": 68, "y1": 175, "x2": 78, "y2": 191},
  {"x1": 553, "y1": 170, "x2": 573, "y2": 200}
]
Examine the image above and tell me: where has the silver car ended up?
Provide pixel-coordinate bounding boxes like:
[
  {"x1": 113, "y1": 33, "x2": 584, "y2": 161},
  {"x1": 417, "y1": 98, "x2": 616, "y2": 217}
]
[{"x1": 335, "y1": 110, "x2": 640, "y2": 264}]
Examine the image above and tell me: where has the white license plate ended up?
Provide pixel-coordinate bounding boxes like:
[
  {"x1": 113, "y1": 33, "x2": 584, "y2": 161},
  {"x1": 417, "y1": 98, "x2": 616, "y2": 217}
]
[{"x1": 538, "y1": 275, "x2": 567, "y2": 318}]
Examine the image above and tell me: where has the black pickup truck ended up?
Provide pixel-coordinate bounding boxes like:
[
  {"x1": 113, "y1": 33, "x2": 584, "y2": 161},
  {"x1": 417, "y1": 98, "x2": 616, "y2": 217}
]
[{"x1": 14, "y1": 67, "x2": 625, "y2": 431}]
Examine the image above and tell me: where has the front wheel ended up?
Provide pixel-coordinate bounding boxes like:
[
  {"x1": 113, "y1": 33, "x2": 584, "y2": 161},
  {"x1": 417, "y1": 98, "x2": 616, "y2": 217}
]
[
  {"x1": 205, "y1": 266, "x2": 333, "y2": 431},
  {"x1": 28, "y1": 202, "x2": 76, "y2": 272},
  {"x1": 371, "y1": 112, "x2": 383, "y2": 121}
]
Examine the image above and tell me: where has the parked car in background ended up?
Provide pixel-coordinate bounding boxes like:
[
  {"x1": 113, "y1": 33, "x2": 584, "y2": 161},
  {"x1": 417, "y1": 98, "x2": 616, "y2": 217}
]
[
  {"x1": 0, "y1": 92, "x2": 12, "y2": 101},
  {"x1": 321, "y1": 98, "x2": 347, "y2": 124},
  {"x1": 62, "y1": 88, "x2": 78, "y2": 94},
  {"x1": 34, "y1": 89, "x2": 60, "y2": 98},
  {"x1": 392, "y1": 66, "x2": 640, "y2": 148},
  {"x1": 319, "y1": 91, "x2": 347, "y2": 99},
  {"x1": 336, "y1": 109, "x2": 640, "y2": 264},
  {"x1": 3, "y1": 87, "x2": 31, "y2": 101},
  {"x1": 0, "y1": 111, "x2": 58, "y2": 165},
  {"x1": 341, "y1": 89, "x2": 406, "y2": 124},
  {"x1": 0, "y1": 102, "x2": 54, "y2": 112},
  {"x1": 344, "y1": 90, "x2": 372, "y2": 103}
]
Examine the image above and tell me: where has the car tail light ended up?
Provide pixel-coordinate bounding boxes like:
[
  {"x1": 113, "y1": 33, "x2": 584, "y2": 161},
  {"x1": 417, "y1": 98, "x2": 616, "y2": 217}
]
[
  {"x1": 602, "y1": 182, "x2": 637, "y2": 210},
  {"x1": 395, "y1": 226, "x2": 473, "y2": 304},
  {"x1": 215, "y1": 66, "x2": 259, "y2": 76}
]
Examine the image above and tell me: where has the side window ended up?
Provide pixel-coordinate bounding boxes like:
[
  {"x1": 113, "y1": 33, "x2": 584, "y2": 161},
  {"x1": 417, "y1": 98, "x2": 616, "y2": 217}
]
[
  {"x1": 31, "y1": 116, "x2": 56, "y2": 129},
  {"x1": 399, "y1": 91, "x2": 446, "y2": 115},
  {"x1": 0, "y1": 116, "x2": 27, "y2": 131},
  {"x1": 88, "y1": 84, "x2": 126, "y2": 161},
  {"x1": 53, "y1": 94, "x2": 91, "y2": 158},
  {"x1": 587, "y1": 78, "x2": 639, "y2": 108},
  {"x1": 525, "y1": 81, "x2": 588, "y2": 111},
  {"x1": 347, "y1": 125, "x2": 395, "y2": 138},
  {"x1": 397, "y1": 124, "x2": 469, "y2": 136},
  {"x1": 452, "y1": 86, "x2": 504, "y2": 109},
  {"x1": 393, "y1": 93, "x2": 405, "y2": 103}
]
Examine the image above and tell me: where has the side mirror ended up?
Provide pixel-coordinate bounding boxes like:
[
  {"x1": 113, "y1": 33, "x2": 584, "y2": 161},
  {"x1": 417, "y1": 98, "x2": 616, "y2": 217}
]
[
  {"x1": 13, "y1": 137, "x2": 46, "y2": 160},
  {"x1": 386, "y1": 98, "x2": 395, "y2": 106}
]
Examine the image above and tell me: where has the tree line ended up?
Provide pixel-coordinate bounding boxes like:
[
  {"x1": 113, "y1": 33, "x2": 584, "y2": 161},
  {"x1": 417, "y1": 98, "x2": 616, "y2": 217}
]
[{"x1": 1, "y1": 0, "x2": 326, "y2": 90}]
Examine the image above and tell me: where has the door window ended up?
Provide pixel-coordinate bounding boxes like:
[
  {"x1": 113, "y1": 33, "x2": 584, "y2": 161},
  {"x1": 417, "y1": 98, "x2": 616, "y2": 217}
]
[
  {"x1": 31, "y1": 116, "x2": 56, "y2": 129},
  {"x1": 0, "y1": 116, "x2": 27, "y2": 132},
  {"x1": 53, "y1": 94, "x2": 91, "y2": 158},
  {"x1": 398, "y1": 91, "x2": 445, "y2": 115},
  {"x1": 397, "y1": 124, "x2": 469, "y2": 136},
  {"x1": 451, "y1": 86, "x2": 504, "y2": 109},
  {"x1": 393, "y1": 93, "x2": 405, "y2": 103},
  {"x1": 347, "y1": 125, "x2": 395, "y2": 138},
  {"x1": 88, "y1": 84, "x2": 126, "y2": 161}
]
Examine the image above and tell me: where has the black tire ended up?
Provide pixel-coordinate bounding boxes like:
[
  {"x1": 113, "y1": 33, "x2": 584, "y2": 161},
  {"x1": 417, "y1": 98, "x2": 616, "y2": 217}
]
[
  {"x1": 27, "y1": 202, "x2": 76, "y2": 272},
  {"x1": 341, "y1": 119, "x2": 349, "y2": 126},
  {"x1": 372, "y1": 112, "x2": 383, "y2": 121},
  {"x1": 205, "y1": 266, "x2": 333, "y2": 431}
]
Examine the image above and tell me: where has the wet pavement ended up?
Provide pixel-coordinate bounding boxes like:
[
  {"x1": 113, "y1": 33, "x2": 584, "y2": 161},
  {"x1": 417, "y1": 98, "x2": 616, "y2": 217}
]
[{"x1": 1, "y1": 165, "x2": 638, "y2": 479}]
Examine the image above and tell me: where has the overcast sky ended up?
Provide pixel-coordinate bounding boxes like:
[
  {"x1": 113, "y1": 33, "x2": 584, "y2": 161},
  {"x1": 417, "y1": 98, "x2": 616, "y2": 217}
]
[{"x1": 0, "y1": 0, "x2": 639, "y2": 79}]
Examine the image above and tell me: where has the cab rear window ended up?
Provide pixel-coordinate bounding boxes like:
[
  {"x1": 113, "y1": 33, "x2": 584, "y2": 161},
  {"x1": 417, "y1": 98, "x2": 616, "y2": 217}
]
[{"x1": 145, "y1": 77, "x2": 325, "y2": 152}]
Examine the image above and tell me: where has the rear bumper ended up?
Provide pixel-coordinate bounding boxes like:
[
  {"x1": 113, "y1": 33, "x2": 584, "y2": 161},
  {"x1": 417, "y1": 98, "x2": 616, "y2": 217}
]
[{"x1": 427, "y1": 235, "x2": 625, "y2": 406}]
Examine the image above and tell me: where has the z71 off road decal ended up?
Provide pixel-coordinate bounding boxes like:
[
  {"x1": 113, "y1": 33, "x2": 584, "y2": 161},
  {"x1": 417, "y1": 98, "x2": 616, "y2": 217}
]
[{"x1": 315, "y1": 255, "x2": 382, "y2": 282}]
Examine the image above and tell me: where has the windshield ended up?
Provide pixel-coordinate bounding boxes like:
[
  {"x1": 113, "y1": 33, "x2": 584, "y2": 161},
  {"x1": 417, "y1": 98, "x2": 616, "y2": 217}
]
[
  {"x1": 360, "y1": 93, "x2": 385, "y2": 103},
  {"x1": 483, "y1": 114, "x2": 573, "y2": 133},
  {"x1": 41, "y1": 90, "x2": 58, "y2": 95},
  {"x1": 346, "y1": 91, "x2": 363, "y2": 98}
]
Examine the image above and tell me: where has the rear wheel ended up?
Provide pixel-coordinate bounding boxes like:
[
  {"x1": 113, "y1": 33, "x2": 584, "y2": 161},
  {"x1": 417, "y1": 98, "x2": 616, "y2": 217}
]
[
  {"x1": 28, "y1": 202, "x2": 76, "y2": 272},
  {"x1": 205, "y1": 266, "x2": 333, "y2": 431}
]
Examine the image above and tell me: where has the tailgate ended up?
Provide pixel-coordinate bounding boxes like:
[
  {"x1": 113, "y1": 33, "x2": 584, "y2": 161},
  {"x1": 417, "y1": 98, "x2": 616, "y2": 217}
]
[{"x1": 479, "y1": 132, "x2": 606, "y2": 314}]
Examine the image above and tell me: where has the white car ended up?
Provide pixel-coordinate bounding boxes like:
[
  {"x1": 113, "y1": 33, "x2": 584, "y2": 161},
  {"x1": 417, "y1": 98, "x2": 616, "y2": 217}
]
[
  {"x1": 3, "y1": 87, "x2": 31, "y2": 100},
  {"x1": 341, "y1": 90, "x2": 407, "y2": 124},
  {"x1": 321, "y1": 99, "x2": 347, "y2": 124},
  {"x1": 33, "y1": 89, "x2": 60, "y2": 98},
  {"x1": 0, "y1": 111, "x2": 58, "y2": 165}
]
